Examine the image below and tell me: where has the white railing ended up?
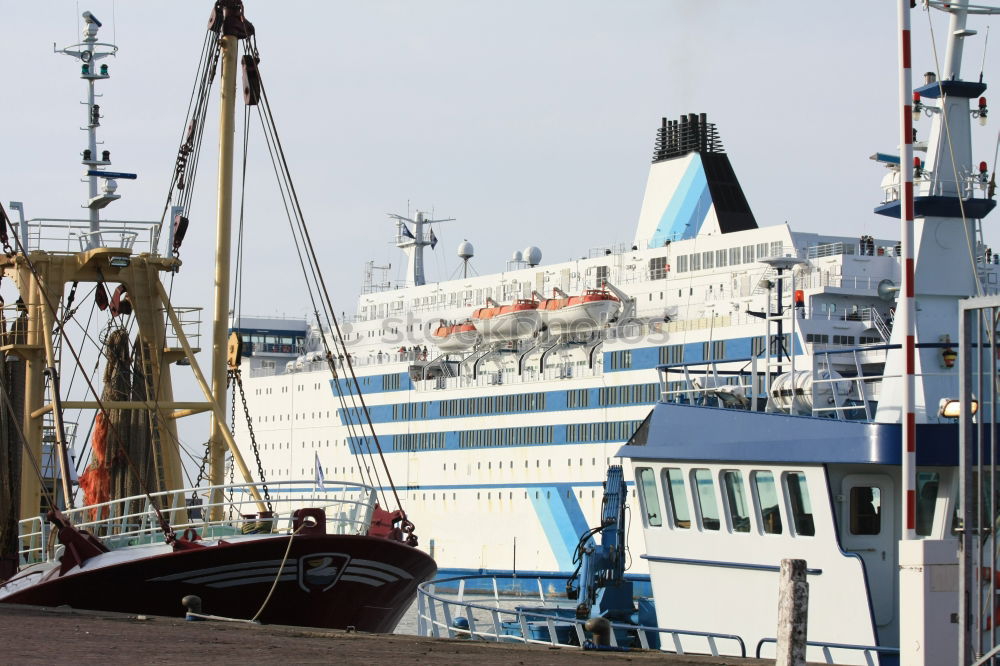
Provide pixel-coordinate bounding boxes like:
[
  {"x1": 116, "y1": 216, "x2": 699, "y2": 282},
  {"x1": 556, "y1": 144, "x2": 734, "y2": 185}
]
[
  {"x1": 22, "y1": 218, "x2": 162, "y2": 255},
  {"x1": 416, "y1": 574, "x2": 747, "y2": 656},
  {"x1": 17, "y1": 479, "x2": 377, "y2": 565}
]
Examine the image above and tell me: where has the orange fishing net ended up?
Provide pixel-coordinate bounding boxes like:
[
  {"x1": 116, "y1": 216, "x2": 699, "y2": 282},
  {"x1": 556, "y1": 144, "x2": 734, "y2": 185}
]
[{"x1": 78, "y1": 412, "x2": 111, "y2": 520}]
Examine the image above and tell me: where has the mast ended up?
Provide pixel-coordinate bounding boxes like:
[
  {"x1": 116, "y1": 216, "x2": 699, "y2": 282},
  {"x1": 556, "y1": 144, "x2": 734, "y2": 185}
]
[
  {"x1": 390, "y1": 211, "x2": 454, "y2": 287},
  {"x1": 898, "y1": 0, "x2": 916, "y2": 541},
  {"x1": 207, "y1": 1, "x2": 252, "y2": 499}
]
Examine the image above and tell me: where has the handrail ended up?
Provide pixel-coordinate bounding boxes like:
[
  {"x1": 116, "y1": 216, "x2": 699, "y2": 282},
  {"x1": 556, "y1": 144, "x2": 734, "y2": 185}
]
[
  {"x1": 755, "y1": 637, "x2": 899, "y2": 662},
  {"x1": 416, "y1": 573, "x2": 746, "y2": 657},
  {"x1": 17, "y1": 479, "x2": 377, "y2": 564}
]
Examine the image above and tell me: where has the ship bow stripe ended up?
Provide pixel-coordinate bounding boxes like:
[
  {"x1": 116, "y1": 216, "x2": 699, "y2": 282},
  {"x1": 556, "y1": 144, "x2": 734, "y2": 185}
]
[
  {"x1": 148, "y1": 559, "x2": 288, "y2": 582},
  {"x1": 339, "y1": 574, "x2": 387, "y2": 587},
  {"x1": 348, "y1": 558, "x2": 414, "y2": 579},
  {"x1": 343, "y1": 565, "x2": 399, "y2": 582}
]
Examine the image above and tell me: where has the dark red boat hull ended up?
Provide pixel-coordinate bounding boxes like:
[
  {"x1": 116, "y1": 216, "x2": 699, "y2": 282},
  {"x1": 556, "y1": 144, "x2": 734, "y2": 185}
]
[{"x1": 2, "y1": 534, "x2": 436, "y2": 633}]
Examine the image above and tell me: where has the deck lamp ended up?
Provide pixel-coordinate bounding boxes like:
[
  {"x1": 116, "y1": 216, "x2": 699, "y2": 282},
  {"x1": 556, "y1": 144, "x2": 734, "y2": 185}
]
[
  {"x1": 100, "y1": 64, "x2": 108, "y2": 76},
  {"x1": 912, "y1": 92, "x2": 923, "y2": 123},
  {"x1": 939, "y1": 397, "x2": 978, "y2": 419},
  {"x1": 941, "y1": 346, "x2": 957, "y2": 368},
  {"x1": 976, "y1": 97, "x2": 988, "y2": 126},
  {"x1": 914, "y1": 157, "x2": 924, "y2": 178}
]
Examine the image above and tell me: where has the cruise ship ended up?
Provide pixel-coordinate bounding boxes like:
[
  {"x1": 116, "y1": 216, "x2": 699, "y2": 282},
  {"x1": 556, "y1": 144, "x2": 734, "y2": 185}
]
[{"x1": 230, "y1": 110, "x2": 999, "y2": 579}]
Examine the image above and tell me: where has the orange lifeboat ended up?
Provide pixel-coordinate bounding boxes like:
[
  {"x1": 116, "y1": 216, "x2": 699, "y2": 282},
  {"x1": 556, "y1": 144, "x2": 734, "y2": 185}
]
[
  {"x1": 471, "y1": 298, "x2": 540, "y2": 342},
  {"x1": 432, "y1": 321, "x2": 479, "y2": 352},
  {"x1": 537, "y1": 288, "x2": 620, "y2": 334}
]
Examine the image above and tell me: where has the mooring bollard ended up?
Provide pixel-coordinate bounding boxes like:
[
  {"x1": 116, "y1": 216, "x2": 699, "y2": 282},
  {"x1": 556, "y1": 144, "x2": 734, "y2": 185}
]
[{"x1": 775, "y1": 558, "x2": 808, "y2": 666}]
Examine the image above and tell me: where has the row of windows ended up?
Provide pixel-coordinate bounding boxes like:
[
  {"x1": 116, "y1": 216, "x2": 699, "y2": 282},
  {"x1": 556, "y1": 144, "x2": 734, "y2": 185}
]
[
  {"x1": 392, "y1": 402, "x2": 429, "y2": 421},
  {"x1": 637, "y1": 466, "x2": 815, "y2": 537},
  {"x1": 392, "y1": 432, "x2": 447, "y2": 452},
  {"x1": 598, "y1": 384, "x2": 658, "y2": 407},
  {"x1": 805, "y1": 333, "x2": 881, "y2": 346},
  {"x1": 566, "y1": 389, "x2": 590, "y2": 408},
  {"x1": 608, "y1": 350, "x2": 632, "y2": 370},
  {"x1": 675, "y1": 241, "x2": 785, "y2": 274},
  {"x1": 566, "y1": 420, "x2": 643, "y2": 443},
  {"x1": 382, "y1": 373, "x2": 401, "y2": 391},
  {"x1": 459, "y1": 426, "x2": 555, "y2": 449},
  {"x1": 439, "y1": 392, "x2": 546, "y2": 418}
]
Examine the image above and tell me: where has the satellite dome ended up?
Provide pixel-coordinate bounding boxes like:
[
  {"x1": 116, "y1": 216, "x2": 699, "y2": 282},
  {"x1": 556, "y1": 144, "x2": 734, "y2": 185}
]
[
  {"x1": 458, "y1": 240, "x2": 474, "y2": 260},
  {"x1": 523, "y1": 246, "x2": 542, "y2": 267},
  {"x1": 511, "y1": 250, "x2": 524, "y2": 262}
]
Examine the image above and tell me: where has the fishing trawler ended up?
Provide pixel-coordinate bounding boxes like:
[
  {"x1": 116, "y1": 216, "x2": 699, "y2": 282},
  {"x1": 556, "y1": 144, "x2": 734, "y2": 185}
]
[{"x1": 0, "y1": 1, "x2": 434, "y2": 632}]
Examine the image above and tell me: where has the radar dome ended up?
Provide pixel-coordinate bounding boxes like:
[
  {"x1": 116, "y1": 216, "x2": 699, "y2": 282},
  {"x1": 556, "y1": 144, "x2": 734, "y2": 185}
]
[
  {"x1": 458, "y1": 240, "x2": 474, "y2": 260},
  {"x1": 511, "y1": 250, "x2": 524, "y2": 262},
  {"x1": 523, "y1": 246, "x2": 542, "y2": 267}
]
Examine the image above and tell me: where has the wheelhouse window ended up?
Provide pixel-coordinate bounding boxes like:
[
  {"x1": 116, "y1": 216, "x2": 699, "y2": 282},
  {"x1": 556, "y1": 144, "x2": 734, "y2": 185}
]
[
  {"x1": 692, "y1": 468, "x2": 720, "y2": 531},
  {"x1": 849, "y1": 486, "x2": 882, "y2": 535},
  {"x1": 722, "y1": 470, "x2": 751, "y2": 533},
  {"x1": 915, "y1": 472, "x2": 940, "y2": 536},
  {"x1": 663, "y1": 468, "x2": 691, "y2": 529},
  {"x1": 754, "y1": 471, "x2": 783, "y2": 534},
  {"x1": 637, "y1": 468, "x2": 662, "y2": 527},
  {"x1": 784, "y1": 472, "x2": 815, "y2": 536}
]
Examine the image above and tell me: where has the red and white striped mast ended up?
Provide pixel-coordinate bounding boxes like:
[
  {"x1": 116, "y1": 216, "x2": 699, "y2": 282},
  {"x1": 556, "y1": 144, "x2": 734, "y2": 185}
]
[{"x1": 898, "y1": 0, "x2": 917, "y2": 541}]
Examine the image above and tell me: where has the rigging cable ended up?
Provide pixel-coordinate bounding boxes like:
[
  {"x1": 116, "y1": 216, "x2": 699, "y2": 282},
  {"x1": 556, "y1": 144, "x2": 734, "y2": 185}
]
[{"x1": 247, "y1": 36, "x2": 406, "y2": 514}]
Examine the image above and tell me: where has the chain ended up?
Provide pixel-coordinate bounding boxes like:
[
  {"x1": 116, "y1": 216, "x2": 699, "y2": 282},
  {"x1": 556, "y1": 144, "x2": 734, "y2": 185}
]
[{"x1": 229, "y1": 367, "x2": 272, "y2": 511}]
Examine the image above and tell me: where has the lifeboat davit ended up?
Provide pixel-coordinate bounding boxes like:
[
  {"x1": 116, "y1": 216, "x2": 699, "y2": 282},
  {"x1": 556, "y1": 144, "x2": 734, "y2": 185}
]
[
  {"x1": 471, "y1": 298, "x2": 540, "y2": 342},
  {"x1": 432, "y1": 321, "x2": 479, "y2": 352},
  {"x1": 537, "y1": 289, "x2": 620, "y2": 334}
]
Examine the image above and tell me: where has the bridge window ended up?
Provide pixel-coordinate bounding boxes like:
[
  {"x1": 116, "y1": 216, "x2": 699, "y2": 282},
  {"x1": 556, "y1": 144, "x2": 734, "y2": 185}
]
[
  {"x1": 849, "y1": 486, "x2": 882, "y2": 535},
  {"x1": 662, "y1": 468, "x2": 690, "y2": 529},
  {"x1": 722, "y1": 470, "x2": 751, "y2": 533},
  {"x1": 692, "y1": 468, "x2": 720, "y2": 531},
  {"x1": 636, "y1": 468, "x2": 662, "y2": 527},
  {"x1": 916, "y1": 472, "x2": 940, "y2": 536},
  {"x1": 754, "y1": 471, "x2": 783, "y2": 534},
  {"x1": 784, "y1": 472, "x2": 815, "y2": 537}
]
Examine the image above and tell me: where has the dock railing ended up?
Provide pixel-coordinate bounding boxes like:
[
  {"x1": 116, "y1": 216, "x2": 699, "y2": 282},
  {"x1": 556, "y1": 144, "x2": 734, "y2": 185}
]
[
  {"x1": 17, "y1": 479, "x2": 377, "y2": 565},
  {"x1": 416, "y1": 573, "x2": 746, "y2": 657},
  {"x1": 755, "y1": 637, "x2": 900, "y2": 665}
]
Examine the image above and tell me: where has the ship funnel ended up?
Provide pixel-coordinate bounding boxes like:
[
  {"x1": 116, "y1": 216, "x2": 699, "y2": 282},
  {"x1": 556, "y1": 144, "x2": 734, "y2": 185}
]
[{"x1": 636, "y1": 113, "x2": 757, "y2": 248}]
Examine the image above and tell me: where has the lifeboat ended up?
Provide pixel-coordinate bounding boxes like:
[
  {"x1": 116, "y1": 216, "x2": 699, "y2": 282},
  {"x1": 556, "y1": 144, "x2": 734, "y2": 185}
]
[
  {"x1": 432, "y1": 321, "x2": 479, "y2": 352},
  {"x1": 471, "y1": 298, "x2": 540, "y2": 342},
  {"x1": 537, "y1": 289, "x2": 620, "y2": 334}
]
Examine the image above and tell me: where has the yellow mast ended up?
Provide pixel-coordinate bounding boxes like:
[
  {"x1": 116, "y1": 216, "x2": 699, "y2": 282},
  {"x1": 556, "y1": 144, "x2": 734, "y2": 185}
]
[{"x1": 207, "y1": 32, "x2": 238, "y2": 503}]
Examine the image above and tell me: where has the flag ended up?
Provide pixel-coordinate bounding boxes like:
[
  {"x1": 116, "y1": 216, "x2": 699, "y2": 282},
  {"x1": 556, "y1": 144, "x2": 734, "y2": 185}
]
[
  {"x1": 399, "y1": 223, "x2": 415, "y2": 240},
  {"x1": 314, "y1": 452, "x2": 326, "y2": 491},
  {"x1": 430, "y1": 227, "x2": 438, "y2": 249}
]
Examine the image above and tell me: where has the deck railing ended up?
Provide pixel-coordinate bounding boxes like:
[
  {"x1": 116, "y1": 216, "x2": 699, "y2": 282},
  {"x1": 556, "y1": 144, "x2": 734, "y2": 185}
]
[
  {"x1": 17, "y1": 480, "x2": 377, "y2": 565},
  {"x1": 416, "y1": 573, "x2": 746, "y2": 657},
  {"x1": 755, "y1": 637, "x2": 900, "y2": 664}
]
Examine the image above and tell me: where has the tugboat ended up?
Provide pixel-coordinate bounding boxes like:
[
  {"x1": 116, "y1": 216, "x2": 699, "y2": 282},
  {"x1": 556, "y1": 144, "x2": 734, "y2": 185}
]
[{"x1": 0, "y1": 1, "x2": 435, "y2": 632}]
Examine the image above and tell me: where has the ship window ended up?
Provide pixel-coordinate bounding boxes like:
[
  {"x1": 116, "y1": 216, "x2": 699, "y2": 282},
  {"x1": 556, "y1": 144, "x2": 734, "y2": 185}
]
[
  {"x1": 692, "y1": 468, "x2": 720, "y2": 531},
  {"x1": 676, "y1": 255, "x2": 688, "y2": 273},
  {"x1": 849, "y1": 486, "x2": 882, "y2": 535},
  {"x1": 916, "y1": 472, "x2": 940, "y2": 536},
  {"x1": 756, "y1": 242, "x2": 769, "y2": 259},
  {"x1": 784, "y1": 472, "x2": 815, "y2": 536},
  {"x1": 702, "y1": 251, "x2": 714, "y2": 270},
  {"x1": 730, "y1": 247, "x2": 742, "y2": 265},
  {"x1": 722, "y1": 470, "x2": 751, "y2": 533},
  {"x1": 743, "y1": 245, "x2": 755, "y2": 263},
  {"x1": 662, "y1": 468, "x2": 690, "y2": 529},
  {"x1": 716, "y1": 249, "x2": 727, "y2": 268},
  {"x1": 754, "y1": 471, "x2": 784, "y2": 534},
  {"x1": 690, "y1": 253, "x2": 701, "y2": 271},
  {"x1": 637, "y1": 468, "x2": 662, "y2": 527}
]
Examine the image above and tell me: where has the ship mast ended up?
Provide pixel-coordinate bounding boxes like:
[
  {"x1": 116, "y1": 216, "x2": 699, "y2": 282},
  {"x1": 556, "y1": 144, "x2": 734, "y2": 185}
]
[{"x1": 207, "y1": 1, "x2": 250, "y2": 497}]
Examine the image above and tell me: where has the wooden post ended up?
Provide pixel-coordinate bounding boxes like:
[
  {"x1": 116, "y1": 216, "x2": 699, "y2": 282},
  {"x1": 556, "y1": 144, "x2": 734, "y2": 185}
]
[{"x1": 776, "y1": 558, "x2": 808, "y2": 666}]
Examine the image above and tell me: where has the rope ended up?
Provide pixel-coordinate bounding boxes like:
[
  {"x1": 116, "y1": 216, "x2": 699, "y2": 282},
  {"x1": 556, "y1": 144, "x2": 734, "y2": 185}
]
[{"x1": 250, "y1": 522, "x2": 306, "y2": 623}]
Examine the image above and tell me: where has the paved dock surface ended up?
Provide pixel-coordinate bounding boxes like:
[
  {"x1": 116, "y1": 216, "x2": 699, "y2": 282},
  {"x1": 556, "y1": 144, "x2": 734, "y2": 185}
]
[{"x1": 0, "y1": 603, "x2": 782, "y2": 665}]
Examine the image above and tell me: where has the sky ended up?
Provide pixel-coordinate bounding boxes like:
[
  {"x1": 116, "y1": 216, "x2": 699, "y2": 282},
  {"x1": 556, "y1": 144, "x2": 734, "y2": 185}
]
[{"x1": 5, "y1": 1, "x2": 1000, "y2": 466}]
